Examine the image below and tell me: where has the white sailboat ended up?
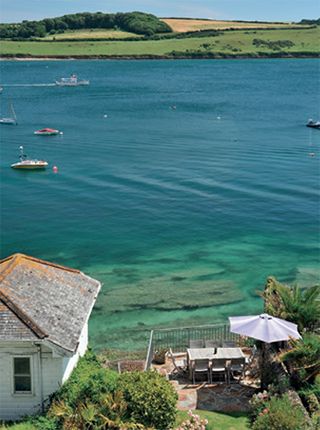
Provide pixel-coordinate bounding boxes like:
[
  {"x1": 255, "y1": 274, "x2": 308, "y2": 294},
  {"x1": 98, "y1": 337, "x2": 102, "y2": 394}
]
[{"x1": 0, "y1": 102, "x2": 17, "y2": 125}]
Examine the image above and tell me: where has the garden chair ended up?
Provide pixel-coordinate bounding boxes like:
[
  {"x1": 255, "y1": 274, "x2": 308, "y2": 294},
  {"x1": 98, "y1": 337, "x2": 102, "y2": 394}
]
[
  {"x1": 222, "y1": 340, "x2": 237, "y2": 347},
  {"x1": 189, "y1": 339, "x2": 204, "y2": 348},
  {"x1": 192, "y1": 359, "x2": 211, "y2": 384},
  {"x1": 205, "y1": 340, "x2": 221, "y2": 348},
  {"x1": 167, "y1": 348, "x2": 187, "y2": 377},
  {"x1": 246, "y1": 344, "x2": 258, "y2": 364},
  {"x1": 211, "y1": 358, "x2": 228, "y2": 383},
  {"x1": 230, "y1": 357, "x2": 246, "y2": 381}
]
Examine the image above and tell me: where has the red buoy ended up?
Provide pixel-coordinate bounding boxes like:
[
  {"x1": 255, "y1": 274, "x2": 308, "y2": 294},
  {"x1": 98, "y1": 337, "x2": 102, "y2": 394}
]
[{"x1": 53, "y1": 166, "x2": 58, "y2": 173}]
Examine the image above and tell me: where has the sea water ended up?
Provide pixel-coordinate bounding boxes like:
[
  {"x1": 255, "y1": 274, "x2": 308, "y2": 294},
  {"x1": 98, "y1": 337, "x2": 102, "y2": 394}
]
[{"x1": 1, "y1": 59, "x2": 319, "y2": 350}]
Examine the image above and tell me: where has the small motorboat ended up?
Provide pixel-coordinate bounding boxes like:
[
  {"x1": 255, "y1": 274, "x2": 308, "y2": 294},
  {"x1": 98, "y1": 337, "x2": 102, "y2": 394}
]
[
  {"x1": 55, "y1": 74, "x2": 89, "y2": 86},
  {"x1": 306, "y1": 119, "x2": 320, "y2": 129},
  {"x1": 34, "y1": 128, "x2": 60, "y2": 136},
  {"x1": 11, "y1": 146, "x2": 48, "y2": 170}
]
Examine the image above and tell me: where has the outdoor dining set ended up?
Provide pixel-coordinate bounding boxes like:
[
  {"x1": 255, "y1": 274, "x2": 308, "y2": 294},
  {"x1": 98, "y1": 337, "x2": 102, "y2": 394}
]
[{"x1": 168, "y1": 339, "x2": 248, "y2": 385}]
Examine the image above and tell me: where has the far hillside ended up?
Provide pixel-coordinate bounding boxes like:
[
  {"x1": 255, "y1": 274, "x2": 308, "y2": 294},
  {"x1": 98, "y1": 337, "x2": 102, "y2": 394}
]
[{"x1": 161, "y1": 18, "x2": 313, "y2": 32}]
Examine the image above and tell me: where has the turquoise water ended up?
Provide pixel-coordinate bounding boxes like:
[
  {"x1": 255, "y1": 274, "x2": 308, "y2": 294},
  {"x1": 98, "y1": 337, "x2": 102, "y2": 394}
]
[{"x1": 1, "y1": 60, "x2": 319, "y2": 350}]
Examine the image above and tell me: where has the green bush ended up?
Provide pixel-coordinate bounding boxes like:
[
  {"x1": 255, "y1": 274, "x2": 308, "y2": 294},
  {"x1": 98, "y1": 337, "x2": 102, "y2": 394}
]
[
  {"x1": 118, "y1": 371, "x2": 178, "y2": 429},
  {"x1": 54, "y1": 350, "x2": 119, "y2": 407},
  {"x1": 32, "y1": 415, "x2": 59, "y2": 430},
  {"x1": 251, "y1": 394, "x2": 308, "y2": 430}
]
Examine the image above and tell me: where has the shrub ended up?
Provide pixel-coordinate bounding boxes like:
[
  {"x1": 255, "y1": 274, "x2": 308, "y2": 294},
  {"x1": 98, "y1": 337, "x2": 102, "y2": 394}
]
[
  {"x1": 118, "y1": 370, "x2": 178, "y2": 429},
  {"x1": 177, "y1": 410, "x2": 208, "y2": 430},
  {"x1": 249, "y1": 390, "x2": 271, "y2": 423},
  {"x1": 251, "y1": 394, "x2": 308, "y2": 430},
  {"x1": 54, "y1": 350, "x2": 119, "y2": 407},
  {"x1": 32, "y1": 415, "x2": 59, "y2": 430}
]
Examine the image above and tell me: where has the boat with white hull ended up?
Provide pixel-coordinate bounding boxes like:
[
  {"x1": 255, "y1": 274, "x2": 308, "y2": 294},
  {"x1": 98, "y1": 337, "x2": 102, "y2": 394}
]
[
  {"x1": 55, "y1": 74, "x2": 89, "y2": 87},
  {"x1": 11, "y1": 146, "x2": 48, "y2": 170}
]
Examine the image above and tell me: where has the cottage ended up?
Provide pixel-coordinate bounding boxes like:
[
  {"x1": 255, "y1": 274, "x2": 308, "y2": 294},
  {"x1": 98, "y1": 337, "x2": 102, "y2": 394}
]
[{"x1": 0, "y1": 253, "x2": 101, "y2": 420}]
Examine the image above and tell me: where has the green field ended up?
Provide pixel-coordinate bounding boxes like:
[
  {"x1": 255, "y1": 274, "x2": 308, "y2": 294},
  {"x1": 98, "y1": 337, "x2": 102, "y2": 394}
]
[
  {"x1": 42, "y1": 28, "x2": 142, "y2": 40},
  {"x1": 1, "y1": 27, "x2": 319, "y2": 57}
]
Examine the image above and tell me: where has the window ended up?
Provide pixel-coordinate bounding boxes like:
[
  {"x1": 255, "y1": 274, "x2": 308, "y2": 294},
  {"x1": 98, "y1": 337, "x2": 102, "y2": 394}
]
[{"x1": 13, "y1": 357, "x2": 32, "y2": 393}]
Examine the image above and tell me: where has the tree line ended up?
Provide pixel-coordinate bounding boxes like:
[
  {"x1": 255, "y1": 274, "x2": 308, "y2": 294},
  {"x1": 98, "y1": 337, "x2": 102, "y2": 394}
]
[
  {"x1": 0, "y1": 11, "x2": 172, "y2": 39},
  {"x1": 299, "y1": 18, "x2": 320, "y2": 25}
]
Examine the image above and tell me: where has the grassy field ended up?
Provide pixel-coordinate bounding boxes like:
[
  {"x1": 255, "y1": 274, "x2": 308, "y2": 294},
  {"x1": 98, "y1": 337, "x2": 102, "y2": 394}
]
[
  {"x1": 42, "y1": 28, "x2": 142, "y2": 40},
  {"x1": 162, "y1": 18, "x2": 306, "y2": 32},
  {"x1": 1, "y1": 27, "x2": 319, "y2": 57},
  {"x1": 176, "y1": 410, "x2": 250, "y2": 430}
]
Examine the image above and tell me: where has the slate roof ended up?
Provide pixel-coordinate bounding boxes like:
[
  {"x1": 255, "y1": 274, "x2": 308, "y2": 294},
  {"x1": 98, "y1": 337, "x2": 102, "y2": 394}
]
[{"x1": 0, "y1": 254, "x2": 101, "y2": 353}]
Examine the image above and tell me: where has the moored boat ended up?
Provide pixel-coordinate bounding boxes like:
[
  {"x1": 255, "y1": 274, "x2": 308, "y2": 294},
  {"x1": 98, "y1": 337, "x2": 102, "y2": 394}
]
[
  {"x1": 55, "y1": 74, "x2": 89, "y2": 86},
  {"x1": 11, "y1": 146, "x2": 48, "y2": 170},
  {"x1": 0, "y1": 102, "x2": 17, "y2": 125},
  {"x1": 34, "y1": 128, "x2": 60, "y2": 136},
  {"x1": 306, "y1": 119, "x2": 320, "y2": 129}
]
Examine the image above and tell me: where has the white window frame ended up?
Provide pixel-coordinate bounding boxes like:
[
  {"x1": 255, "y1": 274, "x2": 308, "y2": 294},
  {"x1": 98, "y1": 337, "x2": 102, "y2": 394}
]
[{"x1": 12, "y1": 355, "x2": 33, "y2": 396}]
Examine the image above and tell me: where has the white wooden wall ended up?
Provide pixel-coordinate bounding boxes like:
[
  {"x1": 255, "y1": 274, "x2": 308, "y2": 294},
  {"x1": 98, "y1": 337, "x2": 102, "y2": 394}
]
[{"x1": 0, "y1": 325, "x2": 88, "y2": 421}]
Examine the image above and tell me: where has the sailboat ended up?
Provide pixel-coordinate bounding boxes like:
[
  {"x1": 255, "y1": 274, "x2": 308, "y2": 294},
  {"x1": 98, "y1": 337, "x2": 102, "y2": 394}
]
[
  {"x1": 11, "y1": 146, "x2": 48, "y2": 170},
  {"x1": 0, "y1": 102, "x2": 17, "y2": 125}
]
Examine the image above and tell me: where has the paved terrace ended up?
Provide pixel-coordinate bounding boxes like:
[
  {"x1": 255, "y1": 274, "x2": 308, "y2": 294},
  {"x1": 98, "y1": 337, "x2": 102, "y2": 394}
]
[{"x1": 147, "y1": 324, "x2": 260, "y2": 412}]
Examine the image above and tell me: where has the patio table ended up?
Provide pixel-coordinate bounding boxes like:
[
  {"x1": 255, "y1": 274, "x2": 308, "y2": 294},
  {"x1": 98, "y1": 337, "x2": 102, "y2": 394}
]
[
  {"x1": 187, "y1": 348, "x2": 215, "y2": 379},
  {"x1": 187, "y1": 347, "x2": 245, "y2": 380},
  {"x1": 215, "y1": 347, "x2": 245, "y2": 360}
]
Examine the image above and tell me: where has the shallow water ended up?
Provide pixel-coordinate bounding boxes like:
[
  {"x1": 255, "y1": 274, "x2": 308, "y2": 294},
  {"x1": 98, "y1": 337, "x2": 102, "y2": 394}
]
[{"x1": 1, "y1": 59, "x2": 319, "y2": 350}]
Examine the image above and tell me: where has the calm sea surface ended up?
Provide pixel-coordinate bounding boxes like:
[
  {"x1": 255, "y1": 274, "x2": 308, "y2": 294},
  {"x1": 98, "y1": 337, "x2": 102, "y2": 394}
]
[{"x1": 1, "y1": 60, "x2": 319, "y2": 350}]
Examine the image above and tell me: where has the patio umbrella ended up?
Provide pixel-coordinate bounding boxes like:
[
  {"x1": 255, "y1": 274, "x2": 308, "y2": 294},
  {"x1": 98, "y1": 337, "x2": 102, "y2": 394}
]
[
  {"x1": 229, "y1": 313, "x2": 301, "y2": 388},
  {"x1": 228, "y1": 313, "x2": 301, "y2": 343}
]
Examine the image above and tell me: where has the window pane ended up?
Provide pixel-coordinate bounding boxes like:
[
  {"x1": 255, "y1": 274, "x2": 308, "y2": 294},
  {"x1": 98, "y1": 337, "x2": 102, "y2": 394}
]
[
  {"x1": 14, "y1": 376, "x2": 31, "y2": 392},
  {"x1": 14, "y1": 357, "x2": 30, "y2": 375}
]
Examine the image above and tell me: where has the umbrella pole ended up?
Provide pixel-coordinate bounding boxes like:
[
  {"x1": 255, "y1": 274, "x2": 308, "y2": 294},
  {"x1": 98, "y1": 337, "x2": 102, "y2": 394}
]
[{"x1": 260, "y1": 342, "x2": 271, "y2": 390}]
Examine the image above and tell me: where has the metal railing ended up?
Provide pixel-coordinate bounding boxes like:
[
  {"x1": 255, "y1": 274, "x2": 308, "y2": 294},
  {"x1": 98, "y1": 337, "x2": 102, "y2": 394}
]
[{"x1": 145, "y1": 322, "x2": 239, "y2": 370}]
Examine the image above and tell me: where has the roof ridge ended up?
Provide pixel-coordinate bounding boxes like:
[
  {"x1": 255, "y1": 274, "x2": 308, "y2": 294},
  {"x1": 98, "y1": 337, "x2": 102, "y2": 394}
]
[
  {"x1": 0, "y1": 290, "x2": 47, "y2": 339},
  {"x1": 0, "y1": 253, "x2": 81, "y2": 275}
]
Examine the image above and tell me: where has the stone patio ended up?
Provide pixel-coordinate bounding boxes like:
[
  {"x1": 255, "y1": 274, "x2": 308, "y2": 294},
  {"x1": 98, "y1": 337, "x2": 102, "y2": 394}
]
[
  {"x1": 172, "y1": 381, "x2": 257, "y2": 412},
  {"x1": 154, "y1": 349, "x2": 259, "y2": 413}
]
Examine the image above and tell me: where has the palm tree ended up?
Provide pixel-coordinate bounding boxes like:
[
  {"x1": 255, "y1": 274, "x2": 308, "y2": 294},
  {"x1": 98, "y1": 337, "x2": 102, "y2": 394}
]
[
  {"x1": 280, "y1": 333, "x2": 320, "y2": 386},
  {"x1": 263, "y1": 277, "x2": 320, "y2": 332},
  {"x1": 50, "y1": 391, "x2": 147, "y2": 430}
]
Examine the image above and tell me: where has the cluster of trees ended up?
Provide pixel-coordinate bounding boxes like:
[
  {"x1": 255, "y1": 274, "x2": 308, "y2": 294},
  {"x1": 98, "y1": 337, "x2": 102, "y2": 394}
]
[
  {"x1": 252, "y1": 38, "x2": 295, "y2": 50},
  {"x1": 0, "y1": 11, "x2": 172, "y2": 39},
  {"x1": 299, "y1": 18, "x2": 320, "y2": 25}
]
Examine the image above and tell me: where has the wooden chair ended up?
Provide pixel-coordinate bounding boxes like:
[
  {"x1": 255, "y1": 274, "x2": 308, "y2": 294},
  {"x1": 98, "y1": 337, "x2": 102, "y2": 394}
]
[
  {"x1": 192, "y1": 359, "x2": 211, "y2": 384},
  {"x1": 167, "y1": 348, "x2": 187, "y2": 377},
  {"x1": 230, "y1": 357, "x2": 246, "y2": 381},
  {"x1": 189, "y1": 339, "x2": 204, "y2": 348},
  {"x1": 205, "y1": 340, "x2": 221, "y2": 348},
  {"x1": 246, "y1": 345, "x2": 258, "y2": 365},
  {"x1": 222, "y1": 340, "x2": 237, "y2": 348},
  {"x1": 211, "y1": 358, "x2": 227, "y2": 383}
]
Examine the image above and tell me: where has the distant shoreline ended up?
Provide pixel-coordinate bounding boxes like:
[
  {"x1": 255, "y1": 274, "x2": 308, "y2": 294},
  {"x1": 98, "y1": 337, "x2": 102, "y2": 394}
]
[{"x1": 1, "y1": 53, "x2": 319, "y2": 61}]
